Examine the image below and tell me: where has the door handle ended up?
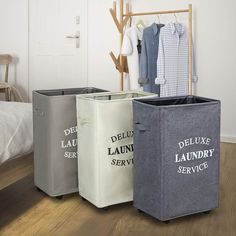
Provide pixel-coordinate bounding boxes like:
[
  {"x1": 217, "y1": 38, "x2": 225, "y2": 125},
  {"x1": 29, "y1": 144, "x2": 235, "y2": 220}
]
[
  {"x1": 66, "y1": 31, "x2": 80, "y2": 48},
  {"x1": 66, "y1": 36, "x2": 79, "y2": 38}
]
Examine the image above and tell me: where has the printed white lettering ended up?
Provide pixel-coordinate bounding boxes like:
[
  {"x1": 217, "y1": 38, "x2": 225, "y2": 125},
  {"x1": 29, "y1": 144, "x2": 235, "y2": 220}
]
[
  {"x1": 177, "y1": 161, "x2": 208, "y2": 174},
  {"x1": 64, "y1": 152, "x2": 78, "y2": 158},
  {"x1": 177, "y1": 166, "x2": 182, "y2": 173},
  {"x1": 175, "y1": 154, "x2": 180, "y2": 162},
  {"x1": 61, "y1": 139, "x2": 78, "y2": 149},
  {"x1": 64, "y1": 126, "x2": 78, "y2": 136},
  {"x1": 175, "y1": 149, "x2": 215, "y2": 163},
  {"x1": 177, "y1": 137, "x2": 212, "y2": 149},
  {"x1": 178, "y1": 141, "x2": 185, "y2": 149},
  {"x1": 175, "y1": 137, "x2": 215, "y2": 174},
  {"x1": 209, "y1": 149, "x2": 214, "y2": 156}
]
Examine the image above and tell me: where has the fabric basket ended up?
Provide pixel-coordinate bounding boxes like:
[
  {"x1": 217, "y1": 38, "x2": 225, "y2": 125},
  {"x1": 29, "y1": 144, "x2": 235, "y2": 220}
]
[
  {"x1": 33, "y1": 87, "x2": 107, "y2": 197},
  {"x1": 76, "y1": 91, "x2": 156, "y2": 208},
  {"x1": 132, "y1": 95, "x2": 221, "y2": 221}
]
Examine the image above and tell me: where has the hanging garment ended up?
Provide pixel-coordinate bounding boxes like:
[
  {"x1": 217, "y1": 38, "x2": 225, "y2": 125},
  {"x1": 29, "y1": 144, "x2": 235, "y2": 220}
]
[
  {"x1": 139, "y1": 23, "x2": 164, "y2": 94},
  {"x1": 155, "y1": 22, "x2": 197, "y2": 97},
  {"x1": 121, "y1": 26, "x2": 143, "y2": 90}
]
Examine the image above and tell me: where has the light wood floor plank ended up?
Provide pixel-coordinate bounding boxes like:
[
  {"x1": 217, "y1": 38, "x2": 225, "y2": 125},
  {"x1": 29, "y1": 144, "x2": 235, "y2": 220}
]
[{"x1": 0, "y1": 143, "x2": 235, "y2": 236}]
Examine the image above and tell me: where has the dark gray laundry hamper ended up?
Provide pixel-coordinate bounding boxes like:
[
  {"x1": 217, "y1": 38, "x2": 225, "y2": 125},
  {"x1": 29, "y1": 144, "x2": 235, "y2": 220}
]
[
  {"x1": 33, "y1": 87, "x2": 107, "y2": 197},
  {"x1": 133, "y1": 96, "x2": 221, "y2": 221}
]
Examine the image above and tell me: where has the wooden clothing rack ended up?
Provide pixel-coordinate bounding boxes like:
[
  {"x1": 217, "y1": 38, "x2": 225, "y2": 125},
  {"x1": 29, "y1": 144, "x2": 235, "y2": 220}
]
[{"x1": 109, "y1": 1, "x2": 193, "y2": 95}]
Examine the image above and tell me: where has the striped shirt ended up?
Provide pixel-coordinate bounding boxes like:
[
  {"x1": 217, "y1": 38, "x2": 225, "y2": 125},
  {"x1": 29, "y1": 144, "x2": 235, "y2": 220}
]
[{"x1": 155, "y1": 22, "x2": 194, "y2": 97}]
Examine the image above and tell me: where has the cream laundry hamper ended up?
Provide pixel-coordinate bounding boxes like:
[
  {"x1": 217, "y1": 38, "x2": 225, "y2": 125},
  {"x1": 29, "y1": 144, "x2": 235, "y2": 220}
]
[{"x1": 76, "y1": 91, "x2": 156, "y2": 208}]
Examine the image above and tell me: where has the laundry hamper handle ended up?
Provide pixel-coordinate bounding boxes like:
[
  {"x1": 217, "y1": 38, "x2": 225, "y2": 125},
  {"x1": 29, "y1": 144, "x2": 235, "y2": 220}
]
[
  {"x1": 135, "y1": 122, "x2": 150, "y2": 132},
  {"x1": 33, "y1": 107, "x2": 45, "y2": 116}
]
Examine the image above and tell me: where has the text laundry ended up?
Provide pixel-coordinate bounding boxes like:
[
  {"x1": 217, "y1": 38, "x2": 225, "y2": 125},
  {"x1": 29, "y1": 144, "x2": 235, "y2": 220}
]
[
  {"x1": 61, "y1": 139, "x2": 78, "y2": 148},
  {"x1": 108, "y1": 144, "x2": 133, "y2": 155},
  {"x1": 175, "y1": 149, "x2": 215, "y2": 163}
]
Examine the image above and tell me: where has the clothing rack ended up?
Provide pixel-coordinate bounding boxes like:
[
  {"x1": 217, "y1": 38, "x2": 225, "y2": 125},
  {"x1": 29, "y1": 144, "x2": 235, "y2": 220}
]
[{"x1": 109, "y1": 1, "x2": 193, "y2": 95}]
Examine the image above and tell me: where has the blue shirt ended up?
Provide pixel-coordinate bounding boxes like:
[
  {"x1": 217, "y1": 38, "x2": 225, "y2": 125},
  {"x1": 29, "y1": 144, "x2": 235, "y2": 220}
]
[{"x1": 139, "y1": 23, "x2": 164, "y2": 94}]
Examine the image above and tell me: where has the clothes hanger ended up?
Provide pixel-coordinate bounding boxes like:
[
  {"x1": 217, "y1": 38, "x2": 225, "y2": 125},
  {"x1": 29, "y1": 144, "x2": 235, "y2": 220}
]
[
  {"x1": 156, "y1": 15, "x2": 161, "y2": 24},
  {"x1": 129, "y1": 16, "x2": 132, "y2": 27},
  {"x1": 136, "y1": 19, "x2": 146, "y2": 30},
  {"x1": 173, "y1": 13, "x2": 178, "y2": 23}
]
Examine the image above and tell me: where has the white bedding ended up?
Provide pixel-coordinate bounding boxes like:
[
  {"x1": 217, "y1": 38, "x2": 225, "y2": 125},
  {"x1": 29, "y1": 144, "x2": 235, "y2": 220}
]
[{"x1": 0, "y1": 101, "x2": 33, "y2": 164}]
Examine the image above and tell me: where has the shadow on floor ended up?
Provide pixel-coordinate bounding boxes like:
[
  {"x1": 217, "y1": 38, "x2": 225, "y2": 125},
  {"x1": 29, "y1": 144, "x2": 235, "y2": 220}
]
[{"x1": 0, "y1": 173, "x2": 43, "y2": 228}]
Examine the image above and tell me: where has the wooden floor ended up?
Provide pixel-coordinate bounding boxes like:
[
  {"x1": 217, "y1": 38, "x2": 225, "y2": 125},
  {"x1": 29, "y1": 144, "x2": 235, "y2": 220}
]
[{"x1": 0, "y1": 143, "x2": 235, "y2": 236}]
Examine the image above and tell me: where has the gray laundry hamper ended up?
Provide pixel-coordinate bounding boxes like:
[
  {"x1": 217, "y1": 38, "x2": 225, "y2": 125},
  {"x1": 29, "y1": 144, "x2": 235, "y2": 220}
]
[
  {"x1": 33, "y1": 87, "x2": 107, "y2": 197},
  {"x1": 76, "y1": 91, "x2": 156, "y2": 208},
  {"x1": 133, "y1": 95, "x2": 221, "y2": 221}
]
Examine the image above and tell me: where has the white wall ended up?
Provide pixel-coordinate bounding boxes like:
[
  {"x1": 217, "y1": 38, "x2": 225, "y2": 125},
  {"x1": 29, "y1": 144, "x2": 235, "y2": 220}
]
[
  {"x1": 0, "y1": 0, "x2": 121, "y2": 99},
  {"x1": 132, "y1": 0, "x2": 236, "y2": 142},
  {"x1": 0, "y1": 0, "x2": 29, "y2": 102},
  {"x1": 0, "y1": 0, "x2": 236, "y2": 141},
  {"x1": 87, "y1": 0, "x2": 120, "y2": 91}
]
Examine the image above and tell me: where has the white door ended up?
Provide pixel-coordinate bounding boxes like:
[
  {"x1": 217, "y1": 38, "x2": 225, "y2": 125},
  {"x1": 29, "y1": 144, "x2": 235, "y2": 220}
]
[{"x1": 29, "y1": 0, "x2": 88, "y2": 98}]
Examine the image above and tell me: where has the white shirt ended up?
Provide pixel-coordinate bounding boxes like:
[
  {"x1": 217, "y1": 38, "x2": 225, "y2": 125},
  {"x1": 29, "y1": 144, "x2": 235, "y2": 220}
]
[
  {"x1": 155, "y1": 22, "x2": 197, "y2": 97},
  {"x1": 121, "y1": 26, "x2": 143, "y2": 90}
]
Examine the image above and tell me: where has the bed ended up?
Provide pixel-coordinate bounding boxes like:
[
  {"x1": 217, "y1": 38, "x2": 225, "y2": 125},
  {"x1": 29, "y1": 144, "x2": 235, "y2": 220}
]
[{"x1": 0, "y1": 101, "x2": 33, "y2": 165}]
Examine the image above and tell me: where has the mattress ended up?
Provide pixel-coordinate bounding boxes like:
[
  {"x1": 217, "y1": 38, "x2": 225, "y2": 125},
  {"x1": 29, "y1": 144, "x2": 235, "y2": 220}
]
[{"x1": 0, "y1": 101, "x2": 33, "y2": 164}]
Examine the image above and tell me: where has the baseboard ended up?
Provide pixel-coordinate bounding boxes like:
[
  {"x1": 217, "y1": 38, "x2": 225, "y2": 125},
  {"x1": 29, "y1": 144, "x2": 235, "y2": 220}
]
[{"x1": 221, "y1": 136, "x2": 236, "y2": 144}]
